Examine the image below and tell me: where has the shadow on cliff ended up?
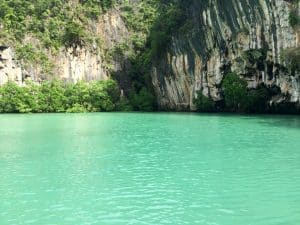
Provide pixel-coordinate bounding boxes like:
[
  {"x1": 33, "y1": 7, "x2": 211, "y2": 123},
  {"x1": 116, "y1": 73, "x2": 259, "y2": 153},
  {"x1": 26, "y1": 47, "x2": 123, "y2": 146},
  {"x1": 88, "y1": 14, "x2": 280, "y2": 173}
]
[
  {"x1": 111, "y1": 0, "x2": 193, "y2": 111},
  {"x1": 113, "y1": 0, "x2": 300, "y2": 113}
]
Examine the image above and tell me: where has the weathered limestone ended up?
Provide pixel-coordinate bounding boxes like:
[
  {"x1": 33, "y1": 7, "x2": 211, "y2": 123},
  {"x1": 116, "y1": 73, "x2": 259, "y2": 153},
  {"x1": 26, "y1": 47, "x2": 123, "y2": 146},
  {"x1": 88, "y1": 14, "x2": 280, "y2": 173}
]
[
  {"x1": 0, "y1": 1, "x2": 299, "y2": 112},
  {"x1": 0, "y1": 9, "x2": 128, "y2": 85},
  {"x1": 152, "y1": 0, "x2": 299, "y2": 110},
  {"x1": 0, "y1": 47, "x2": 22, "y2": 86},
  {"x1": 54, "y1": 47, "x2": 108, "y2": 83}
]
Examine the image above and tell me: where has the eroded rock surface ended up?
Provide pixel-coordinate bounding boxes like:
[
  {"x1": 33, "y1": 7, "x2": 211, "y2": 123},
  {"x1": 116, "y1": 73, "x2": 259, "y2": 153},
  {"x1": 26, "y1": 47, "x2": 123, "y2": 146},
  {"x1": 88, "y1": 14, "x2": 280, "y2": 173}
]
[
  {"x1": 152, "y1": 0, "x2": 299, "y2": 110},
  {"x1": 0, "y1": 9, "x2": 128, "y2": 84}
]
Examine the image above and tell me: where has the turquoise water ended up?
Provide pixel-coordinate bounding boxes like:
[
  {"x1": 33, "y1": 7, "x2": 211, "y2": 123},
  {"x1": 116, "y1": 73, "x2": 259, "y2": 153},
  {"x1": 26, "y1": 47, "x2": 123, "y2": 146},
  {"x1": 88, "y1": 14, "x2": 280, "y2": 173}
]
[{"x1": 0, "y1": 113, "x2": 300, "y2": 225}]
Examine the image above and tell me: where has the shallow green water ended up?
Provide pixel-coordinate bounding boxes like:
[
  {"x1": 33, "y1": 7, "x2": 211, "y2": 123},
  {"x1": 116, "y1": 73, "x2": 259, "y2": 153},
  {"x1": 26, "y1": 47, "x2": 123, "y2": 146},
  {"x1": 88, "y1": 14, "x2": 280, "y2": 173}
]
[{"x1": 0, "y1": 113, "x2": 300, "y2": 225}]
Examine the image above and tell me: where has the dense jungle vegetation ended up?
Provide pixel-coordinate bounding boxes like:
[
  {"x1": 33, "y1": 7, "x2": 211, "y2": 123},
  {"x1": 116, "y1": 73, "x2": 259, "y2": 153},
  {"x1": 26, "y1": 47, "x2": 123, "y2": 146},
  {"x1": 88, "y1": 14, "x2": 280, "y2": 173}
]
[
  {"x1": 0, "y1": 0, "x2": 190, "y2": 112},
  {"x1": 0, "y1": 80, "x2": 130, "y2": 113},
  {"x1": 0, "y1": 0, "x2": 299, "y2": 113},
  {"x1": 0, "y1": 0, "x2": 191, "y2": 112}
]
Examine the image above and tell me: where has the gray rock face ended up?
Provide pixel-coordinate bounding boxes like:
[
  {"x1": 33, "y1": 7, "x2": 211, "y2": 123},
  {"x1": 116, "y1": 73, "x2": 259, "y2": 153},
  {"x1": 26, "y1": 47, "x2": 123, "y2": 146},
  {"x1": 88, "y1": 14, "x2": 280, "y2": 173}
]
[
  {"x1": 0, "y1": 46, "x2": 22, "y2": 86},
  {"x1": 53, "y1": 47, "x2": 109, "y2": 83},
  {"x1": 1, "y1": 0, "x2": 299, "y2": 112},
  {"x1": 152, "y1": 0, "x2": 299, "y2": 110},
  {"x1": 0, "y1": 9, "x2": 128, "y2": 85}
]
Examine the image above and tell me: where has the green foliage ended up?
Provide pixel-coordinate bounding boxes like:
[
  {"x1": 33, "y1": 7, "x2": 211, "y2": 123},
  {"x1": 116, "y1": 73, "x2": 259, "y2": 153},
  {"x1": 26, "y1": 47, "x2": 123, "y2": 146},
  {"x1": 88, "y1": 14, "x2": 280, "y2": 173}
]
[
  {"x1": 38, "y1": 81, "x2": 67, "y2": 112},
  {"x1": 193, "y1": 91, "x2": 215, "y2": 112},
  {"x1": 0, "y1": 0, "x2": 114, "y2": 48},
  {"x1": 64, "y1": 80, "x2": 119, "y2": 112},
  {"x1": 0, "y1": 80, "x2": 124, "y2": 113},
  {"x1": 62, "y1": 21, "x2": 89, "y2": 47},
  {"x1": 0, "y1": 82, "x2": 26, "y2": 113},
  {"x1": 15, "y1": 44, "x2": 37, "y2": 62},
  {"x1": 149, "y1": 31, "x2": 169, "y2": 58},
  {"x1": 221, "y1": 73, "x2": 272, "y2": 113},
  {"x1": 116, "y1": 98, "x2": 133, "y2": 111},
  {"x1": 116, "y1": 1, "x2": 188, "y2": 107},
  {"x1": 282, "y1": 47, "x2": 300, "y2": 72},
  {"x1": 239, "y1": 26, "x2": 250, "y2": 35},
  {"x1": 130, "y1": 87, "x2": 156, "y2": 111},
  {"x1": 121, "y1": 0, "x2": 159, "y2": 33},
  {"x1": 120, "y1": 0, "x2": 190, "y2": 60},
  {"x1": 222, "y1": 73, "x2": 248, "y2": 112},
  {"x1": 108, "y1": 42, "x2": 130, "y2": 59},
  {"x1": 148, "y1": 0, "x2": 187, "y2": 59},
  {"x1": 15, "y1": 44, "x2": 54, "y2": 76},
  {"x1": 99, "y1": 0, "x2": 115, "y2": 11},
  {"x1": 246, "y1": 85, "x2": 270, "y2": 113},
  {"x1": 0, "y1": 0, "x2": 115, "y2": 77},
  {"x1": 66, "y1": 104, "x2": 87, "y2": 113},
  {"x1": 79, "y1": 0, "x2": 114, "y2": 19},
  {"x1": 289, "y1": 2, "x2": 300, "y2": 29},
  {"x1": 242, "y1": 49, "x2": 266, "y2": 63}
]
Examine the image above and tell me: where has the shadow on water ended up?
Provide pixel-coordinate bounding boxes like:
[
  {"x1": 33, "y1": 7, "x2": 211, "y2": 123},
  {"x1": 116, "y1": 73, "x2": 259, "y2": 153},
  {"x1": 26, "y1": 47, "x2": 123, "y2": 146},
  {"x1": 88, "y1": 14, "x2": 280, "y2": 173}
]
[
  {"x1": 252, "y1": 115, "x2": 300, "y2": 129},
  {"x1": 189, "y1": 112, "x2": 300, "y2": 129}
]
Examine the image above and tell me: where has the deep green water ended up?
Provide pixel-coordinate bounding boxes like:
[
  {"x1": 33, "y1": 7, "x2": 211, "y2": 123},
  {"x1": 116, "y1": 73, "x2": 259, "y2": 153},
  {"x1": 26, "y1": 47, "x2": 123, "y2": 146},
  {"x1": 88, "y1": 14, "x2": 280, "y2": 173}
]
[{"x1": 0, "y1": 113, "x2": 300, "y2": 225}]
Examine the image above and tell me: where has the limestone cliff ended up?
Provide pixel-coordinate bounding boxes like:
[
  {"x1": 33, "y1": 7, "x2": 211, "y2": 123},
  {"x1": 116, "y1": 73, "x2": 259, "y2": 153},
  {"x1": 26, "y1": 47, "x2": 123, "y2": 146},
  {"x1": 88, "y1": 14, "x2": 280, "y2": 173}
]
[
  {"x1": 0, "y1": 46, "x2": 23, "y2": 86},
  {"x1": 0, "y1": 9, "x2": 128, "y2": 84},
  {"x1": 0, "y1": 0, "x2": 299, "y2": 112},
  {"x1": 152, "y1": 0, "x2": 300, "y2": 110}
]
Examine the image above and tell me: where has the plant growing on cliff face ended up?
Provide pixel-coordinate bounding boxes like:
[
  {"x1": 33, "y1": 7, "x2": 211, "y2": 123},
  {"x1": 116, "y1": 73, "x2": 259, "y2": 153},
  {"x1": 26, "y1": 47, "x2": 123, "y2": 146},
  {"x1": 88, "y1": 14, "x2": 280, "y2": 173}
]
[
  {"x1": 15, "y1": 44, "x2": 54, "y2": 77},
  {"x1": 148, "y1": 1, "x2": 187, "y2": 59},
  {"x1": 130, "y1": 87, "x2": 156, "y2": 111},
  {"x1": 289, "y1": 9, "x2": 299, "y2": 28},
  {"x1": 15, "y1": 44, "x2": 37, "y2": 62},
  {"x1": 288, "y1": 0, "x2": 300, "y2": 30},
  {"x1": 221, "y1": 73, "x2": 273, "y2": 113},
  {"x1": 246, "y1": 85, "x2": 270, "y2": 113},
  {"x1": 222, "y1": 73, "x2": 248, "y2": 112},
  {"x1": 282, "y1": 47, "x2": 300, "y2": 72},
  {"x1": 62, "y1": 21, "x2": 89, "y2": 47},
  {"x1": 289, "y1": 1, "x2": 300, "y2": 29},
  {"x1": 193, "y1": 91, "x2": 215, "y2": 112}
]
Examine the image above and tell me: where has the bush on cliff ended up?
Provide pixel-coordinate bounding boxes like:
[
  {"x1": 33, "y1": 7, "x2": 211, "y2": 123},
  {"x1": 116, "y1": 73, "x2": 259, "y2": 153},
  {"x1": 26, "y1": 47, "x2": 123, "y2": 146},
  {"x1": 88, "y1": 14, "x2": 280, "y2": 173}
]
[
  {"x1": 289, "y1": 3, "x2": 300, "y2": 29},
  {"x1": 282, "y1": 47, "x2": 300, "y2": 72},
  {"x1": 130, "y1": 87, "x2": 156, "y2": 111},
  {"x1": 222, "y1": 73, "x2": 271, "y2": 113},
  {"x1": 148, "y1": 1, "x2": 188, "y2": 59},
  {"x1": 62, "y1": 21, "x2": 89, "y2": 47},
  {"x1": 245, "y1": 85, "x2": 270, "y2": 113},
  {"x1": 222, "y1": 73, "x2": 248, "y2": 112},
  {"x1": 192, "y1": 73, "x2": 272, "y2": 113},
  {"x1": 193, "y1": 91, "x2": 215, "y2": 112}
]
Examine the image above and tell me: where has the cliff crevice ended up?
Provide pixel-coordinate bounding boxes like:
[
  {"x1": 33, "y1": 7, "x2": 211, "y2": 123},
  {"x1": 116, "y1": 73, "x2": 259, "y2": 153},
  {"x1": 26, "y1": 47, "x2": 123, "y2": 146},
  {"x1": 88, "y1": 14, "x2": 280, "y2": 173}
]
[{"x1": 152, "y1": 0, "x2": 299, "y2": 110}]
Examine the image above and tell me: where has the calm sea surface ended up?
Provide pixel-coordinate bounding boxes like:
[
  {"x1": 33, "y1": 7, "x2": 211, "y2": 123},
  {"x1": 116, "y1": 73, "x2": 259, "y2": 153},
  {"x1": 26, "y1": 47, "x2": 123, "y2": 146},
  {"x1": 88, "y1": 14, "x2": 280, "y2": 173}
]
[{"x1": 0, "y1": 113, "x2": 300, "y2": 225}]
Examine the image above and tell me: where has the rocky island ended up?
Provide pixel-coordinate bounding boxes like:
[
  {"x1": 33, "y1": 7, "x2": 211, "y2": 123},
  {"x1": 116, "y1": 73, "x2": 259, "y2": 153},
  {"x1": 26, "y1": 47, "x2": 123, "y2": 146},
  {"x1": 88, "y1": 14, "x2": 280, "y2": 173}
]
[{"x1": 0, "y1": 0, "x2": 299, "y2": 113}]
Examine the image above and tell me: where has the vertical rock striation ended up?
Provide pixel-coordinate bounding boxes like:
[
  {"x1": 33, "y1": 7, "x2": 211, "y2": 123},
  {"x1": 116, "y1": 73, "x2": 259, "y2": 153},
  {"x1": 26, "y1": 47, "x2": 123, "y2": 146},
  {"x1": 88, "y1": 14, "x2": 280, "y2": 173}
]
[
  {"x1": 152, "y1": 0, "x2": 299, "y2": 110},
  {"x1": 0, "y1": 9, "x2": 129, "y2": 84},
  {"x1": 0, "y1": 46, "x2": 22, "y2": 86}
]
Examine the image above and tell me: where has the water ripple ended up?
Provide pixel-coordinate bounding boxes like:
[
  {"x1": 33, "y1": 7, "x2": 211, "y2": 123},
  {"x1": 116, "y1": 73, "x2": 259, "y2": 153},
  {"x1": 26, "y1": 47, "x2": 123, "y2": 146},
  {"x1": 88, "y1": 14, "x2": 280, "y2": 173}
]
[{"x1": 0, "y1": 113, "x2": 300, "y2": 225}]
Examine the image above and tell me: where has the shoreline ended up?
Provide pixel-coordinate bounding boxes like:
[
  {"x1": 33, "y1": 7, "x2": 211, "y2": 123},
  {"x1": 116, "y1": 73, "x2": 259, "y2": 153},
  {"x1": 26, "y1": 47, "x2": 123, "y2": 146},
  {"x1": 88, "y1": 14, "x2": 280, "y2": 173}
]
[{"x1": 1, "y1": 111, "x2": 299, "y2": 116}]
